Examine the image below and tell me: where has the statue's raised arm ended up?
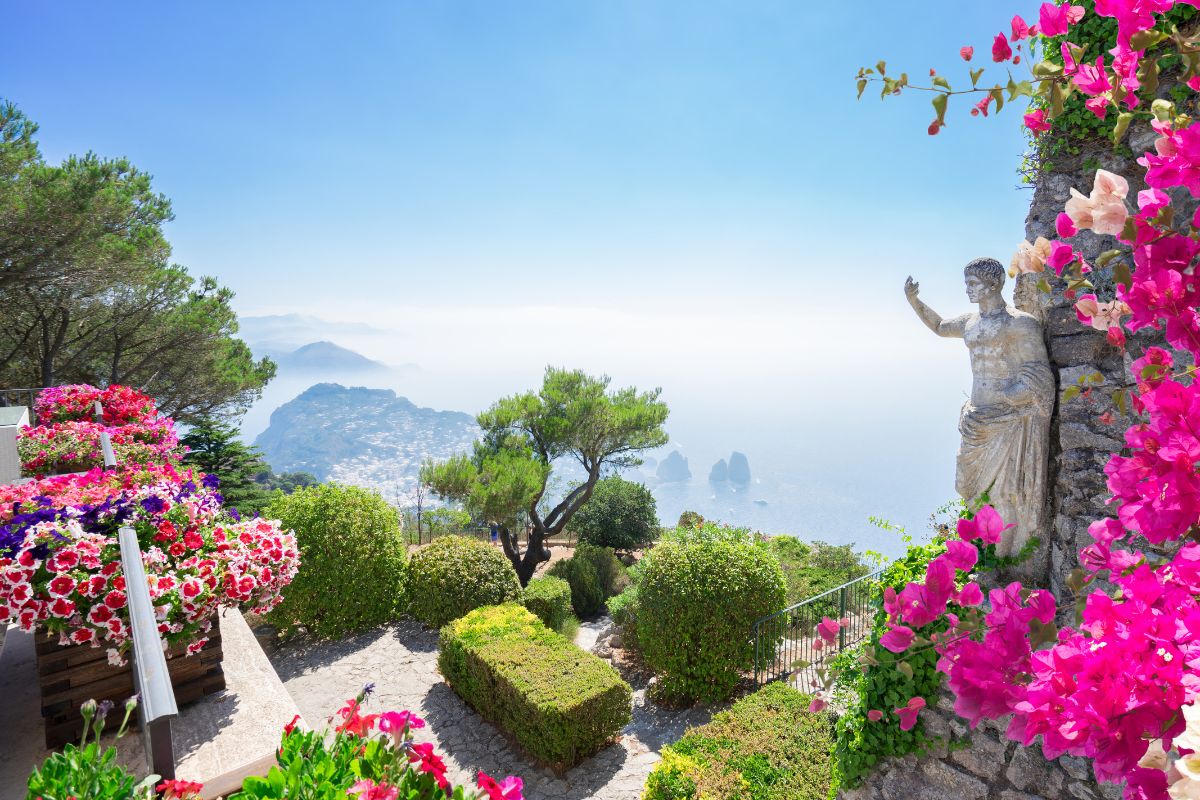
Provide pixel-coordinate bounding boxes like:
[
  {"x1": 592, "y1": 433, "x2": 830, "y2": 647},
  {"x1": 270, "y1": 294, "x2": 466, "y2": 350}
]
[{"x1": 905, "y1": 276, "x2": 968, "y2": 338}]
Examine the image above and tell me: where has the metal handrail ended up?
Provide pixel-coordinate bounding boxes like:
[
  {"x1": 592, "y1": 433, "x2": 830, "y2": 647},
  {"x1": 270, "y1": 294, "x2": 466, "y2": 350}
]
[
  {"x1": 752, "y1": 568, "x2": 884, "y2": 688},
  {"x1": 118, "y1": 525, "x2": 178, "y2": 781}
]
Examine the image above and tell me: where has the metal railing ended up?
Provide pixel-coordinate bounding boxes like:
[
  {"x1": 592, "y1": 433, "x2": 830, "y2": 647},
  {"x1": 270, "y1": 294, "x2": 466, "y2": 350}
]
[
  {"x1": 752, "y1": 569, "x2": 884, "y2": 688},
  {"x1": 0, "y1": 387, "x2": 44, "y2": 414},
  {"x1": 118, "y1": 526, "x2": 178, "y2": 780}
]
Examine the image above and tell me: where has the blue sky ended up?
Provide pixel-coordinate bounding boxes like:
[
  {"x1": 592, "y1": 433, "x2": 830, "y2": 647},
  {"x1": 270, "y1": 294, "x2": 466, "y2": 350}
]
[{"x1": 6, "y1": 1, "x2": 1049, "y2": 547}]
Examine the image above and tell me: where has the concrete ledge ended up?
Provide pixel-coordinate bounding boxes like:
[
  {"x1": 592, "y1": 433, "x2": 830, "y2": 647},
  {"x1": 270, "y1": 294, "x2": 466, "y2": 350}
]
[{"x1": 0, "y1": 610, "x2": 303, "y2": 799}]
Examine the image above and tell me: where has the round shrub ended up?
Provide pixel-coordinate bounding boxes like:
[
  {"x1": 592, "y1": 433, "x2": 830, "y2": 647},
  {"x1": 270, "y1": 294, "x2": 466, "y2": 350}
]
[
  {"x1": 547, "y1": 557, "x2": 604, "y2": 618},
  {"x1": 636, "y1": 533, "x2": 786, "y2": 702},
  {"x1": 266, "y1": 483, "x2": 407, "y2": 639},
  {"x1": 408, "y1": 536, "x2": 522, "y2": 627},
  {"x1": 571, "y1": 476, "x2": 659, "y2": 550},
  {"x1": 573, "y1": 541, "x2": 626, "y2": 597},
  {"x1": 522, "y1": 575, "x2": 574, "y2": 632}
]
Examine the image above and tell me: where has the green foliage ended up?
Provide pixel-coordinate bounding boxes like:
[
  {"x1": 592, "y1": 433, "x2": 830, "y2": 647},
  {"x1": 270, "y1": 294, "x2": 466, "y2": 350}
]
[
  {"x1": 437, "y1": 604, "x2": 633, "y2": 769},
  {"x1": 573, "y1": 541, "x2": 627, "y2": 597},
  {"x1": 767, "y1": 536, "x2": 870, "y2": 618},
  {"x1": 830, "y1": 536, "x2": 949, "y2": 793},
  {"x1": 422, "y1": 367, "x2": 670, "y2": 585},
  {"x1": 676, "y1": 510, "x2": 705, "y2": 529},
  {"x1": 27, "y1": 698, "x2": 153, "y2": 800},
  {"x1": 0, "y1": 103, "x2": 273, "y2": 420},
  {"x1": 234, "y1": 725, "x2": 464, "y2": 800},
  {"x1": 407, "y1": 535, "x2": 523, "y2": 627},
  {"x1": 636, "y1": 524, "x2": 786, "y2": 702},
  {"x1": 522, "y1": 575, "x2": 575, "y2": 632},
  {"x1": 1030, "y1": 1, "x2": 1198, "y2": 173},
  {"x1": 181, "y1": 416, "x2": 275, "y2": 515},
  {"x1": 642, "y1": 682, "x2": 834, "y2": 800},
  {"x1": 571, "y1": 476, "x2": 659, "y2": 550},
  {"x1": 265, "y1": 484, "x2": 408, "y2": 639},
  {"x1": 548, "y1": 556, "x2": 605, "y2": 619}
]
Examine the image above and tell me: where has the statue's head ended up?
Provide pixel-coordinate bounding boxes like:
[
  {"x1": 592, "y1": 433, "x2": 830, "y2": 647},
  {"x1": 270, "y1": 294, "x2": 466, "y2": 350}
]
[{"x1": 963, "y1": 258, "x2": 1005, "y2": 303}]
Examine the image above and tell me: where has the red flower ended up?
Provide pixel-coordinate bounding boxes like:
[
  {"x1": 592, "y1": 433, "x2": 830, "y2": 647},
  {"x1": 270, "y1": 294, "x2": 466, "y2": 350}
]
[
  {"x1": 103, "y1": 590, "x2": 126, "y2": 610},
  {"x1": 960, "y1": 45, "x2": 974, "y2": 61},
  {"x1": 409, "y1": 742, "x2": 450, "y2": 790},
  {"x1": 283, "y1": 714, "x2": 301, "y2": 736},
  {"x1": 992, "y1": 33, "x2": 1013, "y2": 62},
  {"x1": 157, "y1": 779, "x2": 204, "y2": 799},
  {"x1": 48, "y1": 576, "x2": 76, "y2": 597}
]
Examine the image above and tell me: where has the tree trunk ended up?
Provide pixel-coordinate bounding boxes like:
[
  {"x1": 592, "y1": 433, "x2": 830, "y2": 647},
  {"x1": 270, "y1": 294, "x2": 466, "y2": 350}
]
[{"x1": 498, "y1": 525, "x2": 551, "y2": 587}]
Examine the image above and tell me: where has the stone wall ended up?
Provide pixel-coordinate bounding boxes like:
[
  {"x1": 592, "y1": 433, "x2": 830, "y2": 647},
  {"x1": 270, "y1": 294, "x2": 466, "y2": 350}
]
[
  {"x1": 835, "y1": 123, "x2": 1179, "y2": 800},
  {"x1": 838, "y1": 690, "x2": 1122, "y2": 800}
]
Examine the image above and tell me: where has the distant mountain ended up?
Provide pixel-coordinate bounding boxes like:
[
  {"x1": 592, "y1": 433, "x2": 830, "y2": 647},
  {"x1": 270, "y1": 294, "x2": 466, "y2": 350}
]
[
  {"x1": 254, "y1": 383, "x2": 478, "y2": 503},
  {"x1": 273, "y1": 341, "x2": 388, "y2": 373},
  {"x1": 239, "y1": 314, "x2": 387, "y2": 348}
]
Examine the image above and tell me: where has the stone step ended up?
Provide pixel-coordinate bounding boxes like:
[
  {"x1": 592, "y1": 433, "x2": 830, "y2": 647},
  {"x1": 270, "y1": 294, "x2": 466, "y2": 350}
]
[{"x1": 0, "y1": 610, "x2": 304, "y2": 799}]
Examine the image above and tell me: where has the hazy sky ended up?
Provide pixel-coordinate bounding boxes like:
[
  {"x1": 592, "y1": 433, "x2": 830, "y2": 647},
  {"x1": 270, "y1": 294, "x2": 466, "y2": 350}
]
[{"x1": 6, "y1": 1, "x2": 1048, "y2": 548}]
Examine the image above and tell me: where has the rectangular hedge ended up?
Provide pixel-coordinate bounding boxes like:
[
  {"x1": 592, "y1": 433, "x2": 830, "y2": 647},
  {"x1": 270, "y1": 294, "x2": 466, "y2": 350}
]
[{"x1": 438, "y1": 604, "x2": 632, "y2": 769}]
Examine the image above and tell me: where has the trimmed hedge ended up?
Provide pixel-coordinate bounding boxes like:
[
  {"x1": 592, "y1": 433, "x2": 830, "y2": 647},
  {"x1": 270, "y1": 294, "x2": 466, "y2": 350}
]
[
  {"x1": 574, "y1": 542, "x2": 626, "y2": 597},
  {"x1": 438, "y1": 605, "x2": 632, "y2": 769},
  {"x1": 642, "y1": 682, "x2": 833, "y2": 800},
  {"x1": 408, "y1": 536, "x2": 522, "y2": 627},
  {"x1": 265, "y1": 484, "x2": 407, "y2": 639},
  {"x1": 636, "y1": 527, "x2": 786, "y2": 702},
  {"x1": 547, "y1": 557, "x2": 604, "y2": 618},
  {"x1": 522, "y1": 575, "x2": 574, "y2": 632}
]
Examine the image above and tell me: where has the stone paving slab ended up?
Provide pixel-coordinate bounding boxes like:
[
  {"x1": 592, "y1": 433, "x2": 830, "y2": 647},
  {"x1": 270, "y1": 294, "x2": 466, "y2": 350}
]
[{"x1": 269, "y1": 619, "x2": 717, "y2": 800}]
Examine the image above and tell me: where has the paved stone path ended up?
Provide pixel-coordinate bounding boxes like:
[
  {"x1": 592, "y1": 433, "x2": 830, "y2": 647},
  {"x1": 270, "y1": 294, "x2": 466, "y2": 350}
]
[{"x1": 269, "y1": 619, "x2": 717, "y2": 800}]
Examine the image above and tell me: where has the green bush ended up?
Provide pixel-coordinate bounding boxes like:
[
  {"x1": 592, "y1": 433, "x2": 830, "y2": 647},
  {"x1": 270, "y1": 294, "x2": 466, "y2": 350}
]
[
  {"x1": 547, "y1": 556, "x2": 605, "y2": 618},
  {"x1": 438, "y1": 605, "x2": 632, "y2": 769},
  {"x1": 636, "y1": 523, "x2": 786, "y2": 702},
  {"x1": 642, "y1": 682, "x2": 833, "y2": 800},
  {"x1": 574, "y1": 541, "x2": 626, "y2": 597},
  {"x1": 266, "y1": 484, "x2": 408, "y2": 639},
  {"x1": 571, "y1": 476, "x2": 659, "y2": 550},
  {"x1": 767, "y1": 536, "x2": 870, "y2": 616},
  {"x1": 407, "y1": 536, "x2": 522, "y2": 628},
  {"x1": 676, "y1": 510, "x2": 705, "y2": 529},
  {"x1": 522, "y1": 575, "x2": 574, "y2": 632}
]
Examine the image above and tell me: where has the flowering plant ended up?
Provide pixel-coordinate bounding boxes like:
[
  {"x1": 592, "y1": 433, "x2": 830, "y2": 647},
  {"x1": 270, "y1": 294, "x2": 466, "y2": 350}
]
[
  {"x1": 27, "y1": 695, "x2": 205, "y2": 800},
  {"x1": 17, "y1": 419, "x2": 182, "y2": 475},
  {"x1": 230, "y1": 687, "x2": 524, "y2": 800},
  {"x1": 0, "y1": 464, "x2": 298, "y2": 663},
  {"x1": 34, "y1": 384, "x2": 159, "y2": 427},
  {"x1": 849, "y1": 2, "x2": 1200, "y2": 797}
]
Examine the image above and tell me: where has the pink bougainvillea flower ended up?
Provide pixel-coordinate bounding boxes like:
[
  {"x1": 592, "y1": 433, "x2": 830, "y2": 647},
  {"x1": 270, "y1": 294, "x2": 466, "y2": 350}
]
[
  {"x1": 992, "y1": 33, "x2": 1013, "y2": 62},
  {"x1": 349, "y1": 780, "x2": 399, "y2": 800},
  {"x1": 944, "y1": 539, "x2": 979, "y2": 572},
  {"x1": 1024, "y1": 109, "x2": 1052, "y2": 135},
  {"x1": 1107, "y1": 326, "x2": 1127, "y2": 348},
  {"x1": 1010, "y1": 237, "x2": 1053, "y2": 275},
  {"x1": 1056, "y1": 212, "x2": 1078, "y2": 238},
  {"x1": 957, "y1": 582, "x2": 984, "y2": 606},
  {"x1": 1040, "y1": 2, "x2": 1084, "y2": 36},
  {"x1": 817, "y1": 616, "x2": 840, "y2": 643},
  {"x1": 956, "y1": 505, "x2": 1013, "y2": 545},
  {"x1": 1075, "y1": 294, "x2": 1131, "y2": 331},
  {"x1": 1074, "y1": 56, "x2": 1113, "y2": 96},
  {"x1": 960, "y1": 45, "x2": 974, "y2": 61},
  {"x1": 1065, "y1": 170, "x2": 1130, "y2": 237},
  {"x1": 809, "y1": 697, "x2": 828, "y2": 713},
  {"x1": 867, "y1": 709, "x2": 884, "y2": 722},
  {"x1": 894, "y1": 697, "x2": 927, "y2": 731},
  {"x1": 1046, "y1": 240, "x2": 1080, "y2": 275},
  {"x1": 971, "y1": 95, "x2": 993, "y2": 118},
  {"x1": 477, "y1": 772, "x2": 524, "y2": 800},
  {"x1": 1011, "y1": 15, "x2": 1031, "y2": 40},
  {"x1": 880, "y1": 625, "x2": 916, "y2": 653},
  {"x1": 1095, "y1": 0, "x2": 1174, "y2": 46}
]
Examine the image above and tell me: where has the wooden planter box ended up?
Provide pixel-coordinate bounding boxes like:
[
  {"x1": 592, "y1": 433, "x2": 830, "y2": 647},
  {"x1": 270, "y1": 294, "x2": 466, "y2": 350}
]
[{"x1": 36, "y1": 623, "x2": 226, "y2": 748}]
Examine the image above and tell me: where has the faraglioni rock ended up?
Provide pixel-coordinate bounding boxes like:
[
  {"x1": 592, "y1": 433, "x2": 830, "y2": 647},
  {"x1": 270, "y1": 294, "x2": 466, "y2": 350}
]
[
  {"x1": 728, "y1": 451, "x2": 751, "y2": 484},
  {"x1": 708, "y1": 458, "x2": 728, "y2": 482},
  {"x1": 656, "y1": 451, "x2": 691, "y2": 482},
  {"x1": 904, "y1": 259, "x2": 1053, "y2": 560}
]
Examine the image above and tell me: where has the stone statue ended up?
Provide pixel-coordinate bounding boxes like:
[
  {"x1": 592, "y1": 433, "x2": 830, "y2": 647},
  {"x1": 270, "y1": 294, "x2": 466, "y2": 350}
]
[{"x1": 904, "y1": 258, "x2": 1054, "y2": 559}]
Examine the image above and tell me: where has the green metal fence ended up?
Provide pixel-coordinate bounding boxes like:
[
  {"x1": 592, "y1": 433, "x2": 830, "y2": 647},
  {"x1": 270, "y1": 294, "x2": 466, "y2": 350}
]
[{"x1": 752, "y1": 569, "x2": 883, "y2": 688}]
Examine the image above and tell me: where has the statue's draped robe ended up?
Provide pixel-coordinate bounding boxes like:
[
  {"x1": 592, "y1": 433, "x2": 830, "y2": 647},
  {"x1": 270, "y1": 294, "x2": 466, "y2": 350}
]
[{"x1": 955, "y1": 360, "x2": 1054, "y2": 558}]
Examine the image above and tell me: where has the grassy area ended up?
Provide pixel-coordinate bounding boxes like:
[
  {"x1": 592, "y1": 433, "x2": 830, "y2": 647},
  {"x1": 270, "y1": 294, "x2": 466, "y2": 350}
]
[{"x1": 642, "y1": 682, "x2": 834, "y2": 800}]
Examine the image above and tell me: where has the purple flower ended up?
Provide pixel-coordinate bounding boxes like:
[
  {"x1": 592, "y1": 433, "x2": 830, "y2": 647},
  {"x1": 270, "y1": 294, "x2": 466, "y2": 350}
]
[
  {"x1": 140, "y1": 497, "x2": 166, "y2": 514},
  {"x1": 201, "y1": 474, "x2": 220, "y2": 490}
]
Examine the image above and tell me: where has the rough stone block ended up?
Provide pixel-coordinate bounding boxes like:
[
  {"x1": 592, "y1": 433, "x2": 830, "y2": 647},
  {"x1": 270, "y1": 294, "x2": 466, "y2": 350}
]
[
  {"x1": 1007, "y1": 744, "x2": 1065, "y2": 796},
  {"x1": 1059, "y1": 423, "x2": 1123, "y2": 455},
  {"x1": 1051, "y1": 332, "x2": 1119, "y2": 368},
  {"x1": 949, "y1": 731, "x2": 1008, "y2": 781}
]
